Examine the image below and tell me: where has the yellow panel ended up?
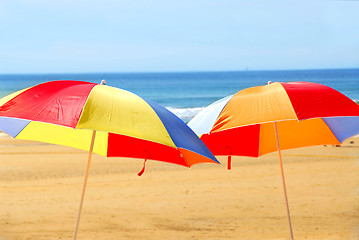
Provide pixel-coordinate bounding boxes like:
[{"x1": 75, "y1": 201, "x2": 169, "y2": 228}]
[
  {"x1": 259, "y1": 119, "x2": 340, "y2": 156},
  {"x1": 77, "y1": 85, "x2": 176, "y2": 147},
  {"x1": 16, "y1": 121, "x2": 108, "y2": 156},
  {"x1": 212, "y1": 83, "x2": 298, "y2": 132}
]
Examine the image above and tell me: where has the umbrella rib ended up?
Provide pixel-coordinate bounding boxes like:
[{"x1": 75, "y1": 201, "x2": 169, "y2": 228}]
[{"x1": 179, "y1": 148, "x2": 190, "y2": 167}]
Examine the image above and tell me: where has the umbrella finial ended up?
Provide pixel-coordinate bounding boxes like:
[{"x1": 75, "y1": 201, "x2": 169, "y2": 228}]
[
  {"x1": 100, "y1": 80, "x2": 107, "y2": 85},
  {"x1": 267, "y1": 81, "x2": 272, "y2": 85}
]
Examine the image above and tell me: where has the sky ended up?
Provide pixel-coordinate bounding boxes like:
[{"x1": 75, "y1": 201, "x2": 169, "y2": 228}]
[{"x1": 0, "y1": 0, "x2": 359, "y2": 74}]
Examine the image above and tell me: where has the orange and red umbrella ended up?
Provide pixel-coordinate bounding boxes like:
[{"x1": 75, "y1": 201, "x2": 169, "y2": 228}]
[
  {"x1": 188, "y1": 81, "x2": 359, "y2": 240},
  {"x1": 189, "y1": 81, "x2": 359, "y2": 158}
]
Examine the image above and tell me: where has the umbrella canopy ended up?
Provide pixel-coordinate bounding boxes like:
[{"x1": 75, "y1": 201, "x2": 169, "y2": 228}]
[
  {"x1": 0, "y1": 80, "x2": 219, "y2": 239},
  {"x1": 189, "y1": 81, "x2": 359, "y2": 157},
  {"x1": 188, "y1": 81, "x2": 359, "y2": 240},
  {"x1": 0, "y1": 80, "x2": 218, "y2": 166}
]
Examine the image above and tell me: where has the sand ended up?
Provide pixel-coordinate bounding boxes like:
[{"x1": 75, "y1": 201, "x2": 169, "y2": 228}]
[{"x1": 0, "y1": 134, "x2": 358, "y2": 240}]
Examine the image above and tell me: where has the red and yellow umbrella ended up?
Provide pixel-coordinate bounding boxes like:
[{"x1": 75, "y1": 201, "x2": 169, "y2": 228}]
[
  {"x1": 0, "y1": 80, "x2": 219, "y2": 239},
  {"x1": 0, "y1": 80, "x2": 218, "y2": 167},
  {"x1": 188, "y1": 81, "x2": 359, "y2": 240}
]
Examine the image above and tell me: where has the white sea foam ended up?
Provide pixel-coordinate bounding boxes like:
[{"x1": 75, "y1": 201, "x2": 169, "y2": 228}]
[{"x1": 166, "y1": 107, "x2": 204, "y2": 122}]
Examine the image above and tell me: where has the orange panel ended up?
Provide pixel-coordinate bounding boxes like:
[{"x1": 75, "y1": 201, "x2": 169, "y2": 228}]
[
  {"x1": 258, "y1": 122, "x2": 278, "y2": 156},
  {"x1": 179, "y1": 148, "x2": 221, "y2": 167},
  {"x1": 212, "y1": 83, "x2": 298, "y2": 132},
  {"x1": 259, "y1": 118, "x2": 341, "y2": 156}
]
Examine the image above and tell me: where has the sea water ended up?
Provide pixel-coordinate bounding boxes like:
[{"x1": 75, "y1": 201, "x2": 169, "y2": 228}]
[{"x1": 0, "y1": 69, "x2": 358, "y2": 122}]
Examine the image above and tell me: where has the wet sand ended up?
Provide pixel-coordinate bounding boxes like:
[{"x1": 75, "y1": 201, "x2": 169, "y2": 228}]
[{"x1": 0, "y1": 134, "x2": 358, "y2": 240}]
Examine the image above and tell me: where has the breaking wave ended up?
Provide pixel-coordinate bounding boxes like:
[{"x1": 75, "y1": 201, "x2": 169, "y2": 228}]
[{"x1": 166, "y1": 107, "x2": 204, "y2": 123}]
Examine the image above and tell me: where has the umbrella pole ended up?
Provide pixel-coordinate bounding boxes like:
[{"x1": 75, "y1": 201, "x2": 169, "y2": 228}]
[
  {"x1": 73, "y1": 130, "x2": 96, "y2": 240},
  {"x1": 274, "y1": 122, "x2": 294, "y2": 240}
]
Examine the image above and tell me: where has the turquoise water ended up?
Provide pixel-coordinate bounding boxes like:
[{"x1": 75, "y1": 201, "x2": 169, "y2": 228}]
[{"x1": 1, "y1": 69, "x2": 358, "y2": 122}]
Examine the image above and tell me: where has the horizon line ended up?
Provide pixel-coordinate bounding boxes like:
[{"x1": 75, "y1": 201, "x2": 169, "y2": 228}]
[{"x1": 0, "y1": 67, "x2": 358, "y2": 75}]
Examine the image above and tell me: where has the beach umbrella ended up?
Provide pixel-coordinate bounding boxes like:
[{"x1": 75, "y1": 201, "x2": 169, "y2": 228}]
[
  {"x1": 188, "y1": 81, "x2": 359, "y2": 240},
  {"x1": 0, "y1": 80, "x2": 219, "y2": 239}
]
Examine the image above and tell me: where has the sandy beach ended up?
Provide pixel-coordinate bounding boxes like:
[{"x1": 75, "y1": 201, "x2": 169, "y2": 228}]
[{"x1": 0, "y1": 133, "x2": 358, "y2": 240}]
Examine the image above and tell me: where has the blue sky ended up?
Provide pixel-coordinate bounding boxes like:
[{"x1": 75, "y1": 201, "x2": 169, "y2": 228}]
[{"x1": 0, "y1": 0, "x2": 358, "y2": 74}]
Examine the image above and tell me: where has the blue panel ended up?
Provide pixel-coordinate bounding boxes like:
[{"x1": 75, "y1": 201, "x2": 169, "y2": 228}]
[
  {"x1": 323, "y1": 116, "x2": 359, "y2": 143},
  {"x1": 0, "y1": 117, "x2": 30, "y2": 137},
  {"x1": 144, "y1": 98, "x2": 219, "y2": 163}
]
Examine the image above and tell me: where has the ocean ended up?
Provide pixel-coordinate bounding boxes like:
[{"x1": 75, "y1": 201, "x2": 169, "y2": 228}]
[{"x1": 1, "y1": 69, "x2": 358, "y2": 122}]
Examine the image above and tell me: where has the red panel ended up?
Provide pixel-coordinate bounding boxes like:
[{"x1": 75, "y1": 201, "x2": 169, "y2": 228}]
[
  {"x1": 107, "y1": 133, "x2": 187, "y2": 167},
  {"x1": 0, "y1": 81, "x2": 96, "y2": 128},
  {"x1": 281, "y1": 82, "x2": 359, "y2": 120},
  {"x1": 201, "y1": 124, "x2": 261, "y2": 157}
]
